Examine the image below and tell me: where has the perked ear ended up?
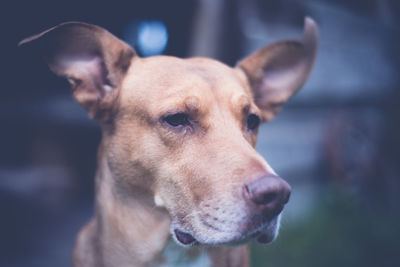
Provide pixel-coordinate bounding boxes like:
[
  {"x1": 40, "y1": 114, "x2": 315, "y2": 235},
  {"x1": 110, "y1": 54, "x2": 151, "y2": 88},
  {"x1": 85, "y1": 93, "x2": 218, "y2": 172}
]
[
  {"x1": 19, "y1": 22, "x2": 136, "y2": 120},
  {"x1": 237, "y1": 17, "x2": 318, "y2": 121}
]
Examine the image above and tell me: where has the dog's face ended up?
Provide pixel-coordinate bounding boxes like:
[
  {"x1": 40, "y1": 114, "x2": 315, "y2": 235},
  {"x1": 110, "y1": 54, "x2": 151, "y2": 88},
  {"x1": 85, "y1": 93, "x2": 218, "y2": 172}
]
[
  {"x1": 20, "y1": 19, "x2": 317, "y2": 246},
  {"x1": 110, "y1": 57, "x2": 287, "y2": 245}
]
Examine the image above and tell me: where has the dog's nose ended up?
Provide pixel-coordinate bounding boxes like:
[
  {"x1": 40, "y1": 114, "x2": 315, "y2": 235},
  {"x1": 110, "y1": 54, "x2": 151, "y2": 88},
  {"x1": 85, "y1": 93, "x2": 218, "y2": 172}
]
[{"x1": 243, "y1": 176, "x2": 291, "y2": 216}]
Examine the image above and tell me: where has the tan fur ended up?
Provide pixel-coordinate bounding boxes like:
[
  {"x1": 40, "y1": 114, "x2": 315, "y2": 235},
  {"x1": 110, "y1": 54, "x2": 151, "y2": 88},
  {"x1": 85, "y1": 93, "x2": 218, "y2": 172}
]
[{"x1": 20, "y1": 18, "x2": 318, "y2": 267}]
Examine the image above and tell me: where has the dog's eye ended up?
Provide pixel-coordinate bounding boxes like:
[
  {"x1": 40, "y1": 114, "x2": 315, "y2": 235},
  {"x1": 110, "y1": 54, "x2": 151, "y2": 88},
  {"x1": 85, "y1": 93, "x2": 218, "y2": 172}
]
[
  {"x1": 247, "y1": 114, "x2": 260, "y2": 131},
  {"x1": 163, "y1": 113, "x2": 190, "y2": 127}
]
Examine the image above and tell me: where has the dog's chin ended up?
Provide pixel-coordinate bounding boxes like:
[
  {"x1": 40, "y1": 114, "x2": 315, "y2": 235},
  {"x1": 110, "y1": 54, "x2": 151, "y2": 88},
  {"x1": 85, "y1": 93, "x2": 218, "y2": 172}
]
[{"x1": 171, "y1": 216, "x2": 280, "y2": 247}]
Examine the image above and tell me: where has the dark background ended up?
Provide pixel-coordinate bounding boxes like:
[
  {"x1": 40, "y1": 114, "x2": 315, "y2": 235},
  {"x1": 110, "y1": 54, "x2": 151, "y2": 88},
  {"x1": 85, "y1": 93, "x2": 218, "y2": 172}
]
[{"x1": 1, "y1": 0, "x2": 400, "y2": 266}]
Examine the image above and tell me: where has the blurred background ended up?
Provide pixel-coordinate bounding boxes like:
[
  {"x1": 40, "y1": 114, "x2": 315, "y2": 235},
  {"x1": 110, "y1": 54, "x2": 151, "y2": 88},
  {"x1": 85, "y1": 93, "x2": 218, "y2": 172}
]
[{"x1": 2, "y1": 0, "x2": 400, "y2": 266}]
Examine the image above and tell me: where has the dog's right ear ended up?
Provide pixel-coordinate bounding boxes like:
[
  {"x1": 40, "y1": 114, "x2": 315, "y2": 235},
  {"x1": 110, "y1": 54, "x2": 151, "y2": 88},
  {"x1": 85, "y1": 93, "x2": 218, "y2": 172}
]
[
  {"x1": 237, "y1": 18, "x2": 318, "y2": 122},
  {"x1": 19, "y1": 22, "x2": 136, "y2": 120}
]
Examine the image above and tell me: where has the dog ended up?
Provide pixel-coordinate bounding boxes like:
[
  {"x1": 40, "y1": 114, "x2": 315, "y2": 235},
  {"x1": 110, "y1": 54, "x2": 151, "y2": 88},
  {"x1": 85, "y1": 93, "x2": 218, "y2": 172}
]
[{"x1": 20, "y1": 17, "x2": 318, "y2": 267}]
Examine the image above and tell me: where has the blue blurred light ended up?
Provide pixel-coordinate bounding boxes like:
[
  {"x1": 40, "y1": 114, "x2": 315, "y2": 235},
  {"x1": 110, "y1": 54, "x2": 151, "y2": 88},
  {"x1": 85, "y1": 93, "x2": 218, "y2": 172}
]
[{"x1": 123, "y1": 20, "x2": 168, "y2": 57}]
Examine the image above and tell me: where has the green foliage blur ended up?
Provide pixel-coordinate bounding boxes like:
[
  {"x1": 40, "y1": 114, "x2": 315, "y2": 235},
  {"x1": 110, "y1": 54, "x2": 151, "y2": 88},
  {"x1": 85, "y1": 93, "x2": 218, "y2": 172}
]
[{"x1": 251, "y1": 188, "x2": 400, "y2": 267}]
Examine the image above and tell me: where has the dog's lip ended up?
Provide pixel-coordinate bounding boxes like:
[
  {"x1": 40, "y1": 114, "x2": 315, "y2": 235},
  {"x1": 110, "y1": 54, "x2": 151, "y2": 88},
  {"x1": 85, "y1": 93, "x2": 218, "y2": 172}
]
[
  {"x1": 173, "y1": 219, "x2": 276, "y2": 246},
  {"x1": 257, "y1": 233, "x2": 274, "y2": 243},
  {"x1": 173, "y1": 229, "x2": 198, "y2": 246},
  {"x1": 241, "y1": 221, "x2": 276, "y2": 244},
  {"x1": 254, "y1": 226, "x2": 276, "y2": 244},
  {"x1": 227, "y1": 214, "x2": 278, "y2": 244}
]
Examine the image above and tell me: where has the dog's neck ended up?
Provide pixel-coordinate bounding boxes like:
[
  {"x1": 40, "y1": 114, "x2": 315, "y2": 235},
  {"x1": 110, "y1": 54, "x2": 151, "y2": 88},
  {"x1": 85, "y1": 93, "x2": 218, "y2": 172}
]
[{"x1": 92, "y1": 150, "x2": 171, "y2": 266}]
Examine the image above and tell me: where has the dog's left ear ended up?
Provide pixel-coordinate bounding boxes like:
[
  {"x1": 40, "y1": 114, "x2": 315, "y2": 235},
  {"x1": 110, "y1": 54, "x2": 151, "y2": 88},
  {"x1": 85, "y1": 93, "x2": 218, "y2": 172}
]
[
  {"x1": 19, "y1": 22, "x2": 135, "y2": 120},
  {"x1": 237, "y1": 17, "x2": 318, "y2": 121}
]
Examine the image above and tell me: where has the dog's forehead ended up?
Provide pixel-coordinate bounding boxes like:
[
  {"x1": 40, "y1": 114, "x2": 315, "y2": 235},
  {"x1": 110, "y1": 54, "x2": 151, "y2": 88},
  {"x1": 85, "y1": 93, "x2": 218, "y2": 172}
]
[{"x1": 120, "y1": 56, "x2": 252, "y2": 107}]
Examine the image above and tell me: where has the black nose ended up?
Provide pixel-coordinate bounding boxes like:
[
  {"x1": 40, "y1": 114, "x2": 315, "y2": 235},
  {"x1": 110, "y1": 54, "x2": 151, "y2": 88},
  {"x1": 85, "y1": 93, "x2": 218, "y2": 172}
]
[{"x1": 243, "y1": 176, "x2": 291, "y2": 216}]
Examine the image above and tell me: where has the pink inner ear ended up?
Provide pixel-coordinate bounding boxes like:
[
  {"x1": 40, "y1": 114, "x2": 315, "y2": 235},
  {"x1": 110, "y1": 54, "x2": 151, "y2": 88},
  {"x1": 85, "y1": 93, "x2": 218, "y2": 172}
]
[
  {"x1": 54, "y1": 55, "x2": 111, "y2": 97},
  {"x1": 261, "y1": 60, "x2": 308, "y2": 95}
]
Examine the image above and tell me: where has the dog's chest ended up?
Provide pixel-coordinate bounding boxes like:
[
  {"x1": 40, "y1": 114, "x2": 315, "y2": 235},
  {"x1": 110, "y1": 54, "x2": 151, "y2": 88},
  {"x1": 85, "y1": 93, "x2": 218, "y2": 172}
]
[{"x1": 153, "y1": 240, "x2": 211, "y2": 267}]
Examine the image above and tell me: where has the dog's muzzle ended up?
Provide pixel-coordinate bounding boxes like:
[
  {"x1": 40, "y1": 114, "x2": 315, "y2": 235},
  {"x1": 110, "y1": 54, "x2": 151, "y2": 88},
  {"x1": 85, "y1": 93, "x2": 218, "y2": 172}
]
[{"x1": 172, "y1": 175, "x2": 291, "y2": 246}]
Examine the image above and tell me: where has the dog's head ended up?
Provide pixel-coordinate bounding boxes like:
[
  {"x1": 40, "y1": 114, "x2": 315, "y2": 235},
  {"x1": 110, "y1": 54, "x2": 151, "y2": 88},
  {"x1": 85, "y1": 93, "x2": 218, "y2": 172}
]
[{"x1": 20, "y1": 19, "x2": 317, "y2": 246}]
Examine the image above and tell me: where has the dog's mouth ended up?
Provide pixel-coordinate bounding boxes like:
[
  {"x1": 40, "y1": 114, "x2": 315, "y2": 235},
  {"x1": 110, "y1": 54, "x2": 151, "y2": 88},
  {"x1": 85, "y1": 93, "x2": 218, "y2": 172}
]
[
  {"x1": 171, "y1": 216, "x2": 280, "y2": 246},
  {"x1": 174, "y1": 229, "x2": 198, "y2": 246}
]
